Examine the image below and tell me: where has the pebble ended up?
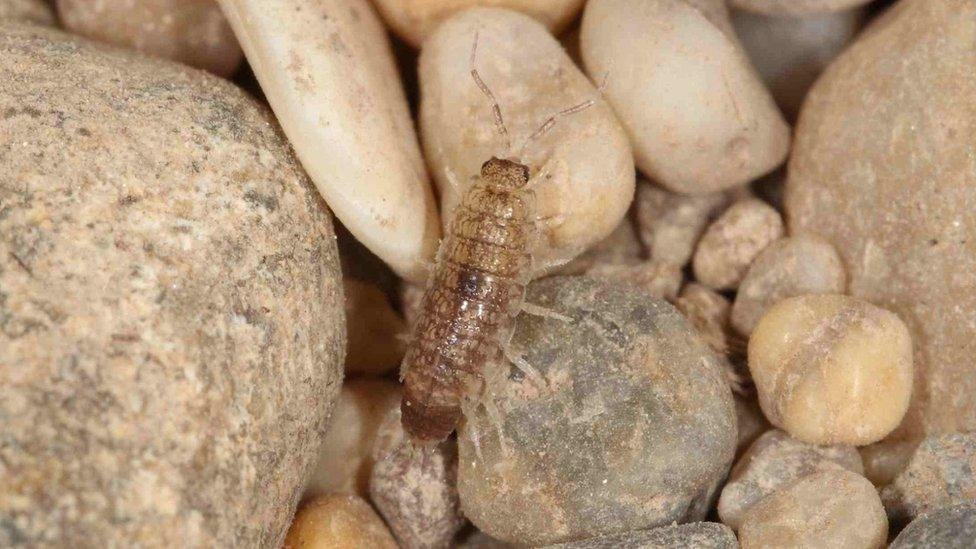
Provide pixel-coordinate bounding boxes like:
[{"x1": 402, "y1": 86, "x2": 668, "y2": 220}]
[
  {"x1": 56, "y1": 0, "x2": 243, "y2": 76},
  {"x1": 305, "y1": 379, "x2": 401, "y2": 498},
  {"x1": 0, "y1": 25, "x2": 344, "y2": 547},
  {"x1": 738, "y1": 469, "x2": 887, "y2": 549},
  {"x1": 734, "y1": 397, "x2": 769, "y2": 454},
  {"x1": 675, "y1": 282, "x2": 733, "y2": 356},
  {"x1": 585, "y1": 261, "x2": 683, "y2": 301},
  {"x1": 458, "y1": 276, "x2": 736, "y2": 546},
  {"x1": 420, "y1": 7, "x2": 635, "y2": 271},
  {"x1": 860, "y1": 439, "x2": 918, "y2": 487},
  {"x1": 369, "y1": 408, "x2": 465, "y2": 549},
  {"x1": 881, "y1": 432, "x2": 976, "y2": 526},
  {"x1": 731, "y1": 235, "x2": 846, "y2": 337},
  {"x1": 634, "y1": 180, "x2": 733, "y2": 268},
  {"x1": 344, "y1": 278, "x2": 406, "y2": 376},
  {"x1": 580, "y1": 0, "x2": 790, "y2": 194},
  {"x1": 555, "y1": 218, "x2": 644, "y2": 276},
  {"x1": 693, "y1": 198, "x2": 784, "y2": 291},
  {"x1": 541, "y1": 522, "x2": 738, "y2": 548},
  {"x1": 718, "y1": 429, "x2": 864, "y2": 530},
  {"x1": 785, "y1": 0, "x2": 976, "y2": 441},
  {"x1": 730, "y1": 0, "x2": 873, "y2": 16},
  {"x1": 732, "y1": 7, "x2": 864, "y2": 120},
  {"x1": 284, "y1": 494, "x2": 398, "y2": 549},
  {"x1": 749, "y1": 294, "x2": 914, "y2": 446},
  {"x1": 372, "y1": 0, "x2": 585, "y2": 48},
  {"x1": 889, "y1": 502, "x2": 976, "y2": 549},
  {"x1": 0, "y1": 0, "x2": 54, "y2": 25},
  {"x1": 218, "y1": 0, "x2": 440, "y2": 282}
]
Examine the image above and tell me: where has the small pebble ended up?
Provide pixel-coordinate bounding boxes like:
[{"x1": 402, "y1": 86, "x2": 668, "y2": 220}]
[
  {"x1": 718, "y1": 429, "x2": 864, "y2": 530},
  {"x1": 675, "y1": 282, "x2": 733, "y2": 356},
  {"x1": 734, "y1": 397, "x2": 769, "y2": 454},
  {"x1": 731, "y1": 235, "x2": 846, "y2": 337},
  {"x1": 581, "y1": 0, "x2": 790, "y2": 194},
  {"x1": 860, "y1": 439, "x2": 918, "y2": 487},
  {"x1": 0, "y1": 0, "x2": 54, "y2": 25},
  {"x1": 344, "y1": 278, "x2": 407, "y2": 376},
  {"x1": 693, "y1": 198, "x2": 784, "y2": 290},
  {"x1": 369, "y1": 408, "x2": 465, "y2": 549},
  {"x1": 634, "y1": 180, "x2": 733, "y2": 268},
  {"x1": 585, "y1": 260, "x2": 683, "y2": 301},
  {"x1": 305, "y1": 379, "x2": 401, "y2": 498},
  {"x1": 57, "y1": 0, "x2": 243, "y2": 76},
  {"x1": 889, "y1": 502, "x2": 976, "y2": 549},
  {"x1": 556, "y1": 218, "x2": 644, "y2": 276},
  {"x1": 284, "y1": 494, "x2": 398, "y2": 549},
  {"x1": 541, "y1": 522, "x2": 738, "y2": 549},
  {"x1": 750, "y1": 294, "x2": 914, "y2": 446},
  {"x1": 730, "y1": 0, "x2": 873, "y2": 16},
  {"x1": 372, "y1": 0, "x2": 585, "y2": 47},
  {"x1": 455, "y1": 530, "x2": 514, "y2": 549},
  {"x1": 738, "y1": 469, "x2": 887, "y2": 549},
  {"x1": 881, "y1": 432, "x2": 976, "y2": 526}
]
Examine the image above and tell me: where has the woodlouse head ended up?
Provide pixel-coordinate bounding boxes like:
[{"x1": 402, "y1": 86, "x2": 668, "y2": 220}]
[{"x1": 481, "y1": 157, "x2": 530, "y2": 189}]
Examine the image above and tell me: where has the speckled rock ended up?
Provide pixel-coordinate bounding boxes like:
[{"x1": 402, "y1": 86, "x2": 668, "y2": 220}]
[
  {"x1": 458, "y1": 276, "x2": 737, "y2": 546},
  {"x1": 284, "y1": 494, "x2": 398, "y2": 549},
  {"x1": 785, "y1": 0, "x2": 976, "y2": 441},
  {"x1": 718, "y1": 429, "x2": 864, "y2": 530},
  {"x1": 0, "y1": 0, "x2": 54, "y2": 25},
  {"x1": 882, "y1": 432, "x2": 976, "y2": 526},
  {"x1": 693, "y1": 198, "x2": 783, "y2": 291},
  {"x1": 0, "y1": 25, "x2": 344, "y2": 547},
  {"x1": 889, "y1": 502, "x2": 976, "y2": 549},
  {"x1": 542, "y1": 522, "x2": 739, "y2": 548}
]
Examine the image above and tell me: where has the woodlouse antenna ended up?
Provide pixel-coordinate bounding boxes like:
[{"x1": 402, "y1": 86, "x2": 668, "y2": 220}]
[
  {"x1": 470, "y1": 31, "x2": 512, "y2": 154},
  {"x1": 517, "y1": 98, "x2": 596, "y2": 158}
]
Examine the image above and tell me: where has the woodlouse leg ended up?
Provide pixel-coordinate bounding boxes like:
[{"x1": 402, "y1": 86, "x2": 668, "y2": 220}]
[
  {"x1": 520, "y1": 301, "x2": 573, "y2": 323},
  {"x1": 482, "y1": 396, "x2": 510, "y2": 457},
  {"x1": 501, "y1": 343, "x2": 547, "y2": 389}
]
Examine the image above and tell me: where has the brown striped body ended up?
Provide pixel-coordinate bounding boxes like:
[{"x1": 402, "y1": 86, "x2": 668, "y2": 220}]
[{"x1": 400, "y1": 158, "x2": 535, "y2": 442}]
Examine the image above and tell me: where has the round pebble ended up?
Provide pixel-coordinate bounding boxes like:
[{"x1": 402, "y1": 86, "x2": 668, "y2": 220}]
[
  {"x1": 693, "y1": 198, "x2": 784, "y2": 291},
  {"x1": 284, "y1": 494, "x2": 398, "y2": 549},
  {"x1": 634, "y1": 180, "x2": 733, "y2": 268},
  {"x1": 859, "y1": 439, "x2": 918, "y2": 487},
  {"x1": 541, "y1": 522, "x2": 738, "y2": 549}
]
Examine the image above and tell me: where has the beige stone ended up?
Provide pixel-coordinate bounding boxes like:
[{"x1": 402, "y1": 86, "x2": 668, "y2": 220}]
[
  {"x1": 372, "y1": 0, "x2": 585, "y2": 47},
  {"x1": 0, "y1": 25, "x2": 344, "y2": 547},
  {"x1": 0, "y1": 0, "x2": 54, "y2": 25},
  {"x1": 675, "y1": 282, "x2": 733, "y2": 356},
  {"x1": 738, "y1": 469, "x2": 887, "y2": 549},
  {"x1": 420, "y1": 8, "x2": 635, "y2": 272},
  {"x1": 586, "y1": 261, "x2": 683, "y2": 301},
  {"x1": 750, "y1": 294, "x2": 913, "y2": 446},
  {"x1": 219, "y1": 0, "x2": 440, "y2": 282},
  {"x1": 581, "y1": 0, "x2": 790, "y2": 194},
  {"x1": 555, "y1": 217, "x2": 643, "y2": 276},
  {"x1": 344, "y1": 278, "x2": 406, "y2": 376},
  {"x1": 730, "y1": 0, "x2": 873, "y2": 16},
  {"x1": 785, "y1": 0, "x2": 976, "y2": 441},
  {"x1": 634, "y1": 180, "x2": 733, "y2": 268},
  {"x1": 284, "y1": 494, "x2": 398, "y2": 549},
  {"x1": 57, "y1": 0, "x2": 243, "y2": 76},
  {"x1": 693, "y1": 198, "x2": 783, "y2": 290}
]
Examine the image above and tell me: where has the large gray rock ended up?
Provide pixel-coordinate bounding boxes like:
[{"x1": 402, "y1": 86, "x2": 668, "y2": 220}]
[
  {"x1": 890, "y1": 503, "x2": 976, "y2": 549},
  {"x1": 0, "y1": 25, "x2": 344, "y2": 547},
  {"x1": 458, "y1": 276, "x2": 737, "y2": 546}
]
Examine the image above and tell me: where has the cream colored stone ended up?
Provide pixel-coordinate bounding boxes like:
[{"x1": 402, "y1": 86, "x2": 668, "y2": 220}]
[
  {"x1": 284, "y1": 494, "x2": 398, "y2": 549},
  {"x1": 738, "y1": 469, "x2": 887, "y2": 549},
  {"x1": 0, "y1": 0, "x2": 54, "y2": 25},
  {"x1": 693, "y1": 198, "x2": 783, "y2": 290},
  {"x1": 219, "y1": 0, "x2": 440, "y2": 282},
  {"x1": 372, "y1": 0, "x2": 585, "y2": 47},
  {"x1": 730, "y1": 0, "x2": 873, "y2": 16},
  {"x1": 750, "y1": 294, "x2": 914, "y2": 446},
  {"x1": 785, "y1": 0, "x2": 976, "y2": 442},
  {"x1": 344, "y1": 278, "x2": 406, "y2": 376},
  {"x1": 731, "y1": 235, "x2": 846, "y2": 336},
  {"x1": 420, "y1": 8, "x2": 635, "y2": 272},
  {"x1": 580, "y1": 0, "x2": 790, "y2": 194},
  {"x1": 305, "y1": 379, "x2": 401, "y2": 498},
  {"x1": 57, "y1": 0, "x2": 243, "y2": 76}
]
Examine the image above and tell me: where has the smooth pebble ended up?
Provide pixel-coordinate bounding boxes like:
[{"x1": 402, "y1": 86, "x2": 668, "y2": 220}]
[
  {"x1": 730, "y1": 0, "x2": 873, "y2": 16},
  {"x1": 693, "y1": 198, "x2": 784, "y2": 291},
  {"x1": 344, "y1": 278, "x2": 406, "y2": 376},
  {"x1": 283, "y1": 494, "x2": 398, "y2": 549}
]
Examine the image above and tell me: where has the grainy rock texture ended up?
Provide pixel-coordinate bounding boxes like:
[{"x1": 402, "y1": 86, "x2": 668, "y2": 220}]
[
  {"x1": 675, "y1": 283, "x2": 733, "y2": 357},
  {"x1": 634, "y1": 180, "x2": 732, "y2": 268},
  {"x1": 0, "y1": 0, "x2": 54, "y2": 25},
  {"x1": 283, "y1": 494, "x2": 399, "y2": 549},
  {"x1": 889, "y1": 502, "x2": 976, "y2": 549},
  {"x1": 730, "y1": 0, "x2": 872, "y2": 16},
  {"x1": 718, "y1": 429, "x2": 863, "y2": 530},
  {"x1": 56, "y1": 0, "x2": 243, "y2": 76},
  {"x1": 585, "y1": 261, "x2": 683, "y2": 301},
  {"x1": 882, "y1": 432, "x2": 976, "y2": 526},
  {"x1": 693, "y1": 198, "x2": 783, "y2": 290},
  {"x1": 458, "y1": 277, "x2": 737, "y2": 546},
  {"x1": 785, "y1": 0, "x2": 976, "y2": 441},
  {"x1": 738, "y1": 469, "x2": 887, "y2": 549},
  {"x1": 542, "y1": 522, "x2": 738, "y2": 548},
  {"x1": 344, "y1": 278, "x2": 406, "y2": 375},
  {"x1": 0, "y1": 25, "x2": 344, "y2": 547}
]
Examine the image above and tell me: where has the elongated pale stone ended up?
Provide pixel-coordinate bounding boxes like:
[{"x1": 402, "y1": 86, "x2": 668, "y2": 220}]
[
  {"x1": 581, "y1": 0, "x2": 790, "y2": 194},
  {"x1": 372, "y1": 0, "x2": 585, "y2": 48},
  {"x1": 420, "y1": 8, "x2": 635, "y2": 271},
  {"x1": 219, "y1": 0, "x2": 440, "y2": 282}
]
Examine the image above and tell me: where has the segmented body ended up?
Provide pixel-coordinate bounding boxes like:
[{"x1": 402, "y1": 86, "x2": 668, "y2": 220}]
[{"x1": 401, "y1": 158, "x2": 535, "y2": 443}]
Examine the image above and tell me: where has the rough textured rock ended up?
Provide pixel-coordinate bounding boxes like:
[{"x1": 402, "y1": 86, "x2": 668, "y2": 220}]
[
  {"x1": 0, "y1": 0, "x2": 54, "y2": 25},
  {"x1": 305, "y1": 379, "x2": 401, "y2": 498},
  {"x1": 542, "y1": 522, "x2": 739, "y2": 548},
  {"x1": 56, "y1": 0, "x2": 243, "y2": 76},
  {"x1": 882, "y1": 432, "x2": 976, "y2": 526},
  {"x1": 675, "y1": 282, "x2": 733, "y2": 356},
  {"x1": 889, "y1": 502, "x2": 976, "y2": 549},
  {"x1": 785, "y1": 0, "x2": 976, "y2": 441},
  {"x1": 344, "y1": 278, "x2": 406, "y2": 375},
  {"x1": 458, "y1": 276, "x2": 737, "y2": 546},
  {"x1": 719, "y1": 429, "x2": 864, "y2": 530},
  {"x1": 693, "y1": 198, "x2": 784, "y2": 290},
  {"x1": 0, "y1": 25, "x2": 344, "y2": 547},
  {"x1": 738, "y1": 469, "x2": 887, "y2": 549},
  {"x1": 731, "y1": 235, "x2": 846, "y2": 337},
  {"x1": 283, "y1": 494, "x2": 398, "y2": 549},
  {"x1": 730, "y1": 0, "x2": 872, "y2": 16},
  {"x1": 634, "y1": 180, "x2": 733, "y2": 268}
]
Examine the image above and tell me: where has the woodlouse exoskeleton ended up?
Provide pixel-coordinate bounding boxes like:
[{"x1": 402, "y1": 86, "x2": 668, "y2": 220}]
[{"x1": 399, "y1": 33, "x2": 593, "y2": 444}]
